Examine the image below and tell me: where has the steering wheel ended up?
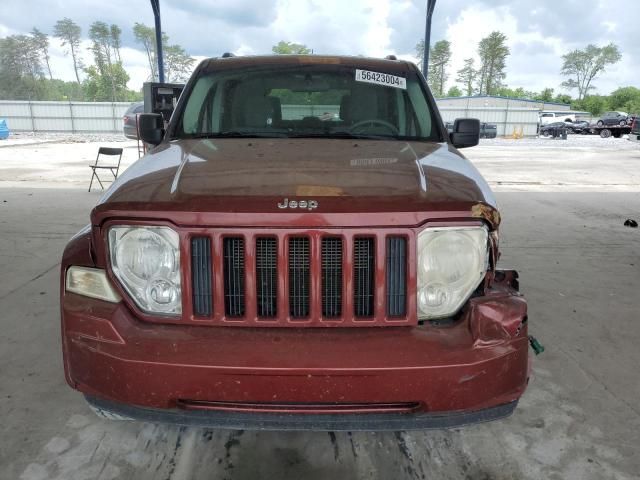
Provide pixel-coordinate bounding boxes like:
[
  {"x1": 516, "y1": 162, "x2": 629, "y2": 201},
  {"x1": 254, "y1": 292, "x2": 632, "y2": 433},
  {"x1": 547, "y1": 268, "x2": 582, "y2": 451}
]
[{"x1": 349, "y1": 119, "x2": 399, "y2": 135}]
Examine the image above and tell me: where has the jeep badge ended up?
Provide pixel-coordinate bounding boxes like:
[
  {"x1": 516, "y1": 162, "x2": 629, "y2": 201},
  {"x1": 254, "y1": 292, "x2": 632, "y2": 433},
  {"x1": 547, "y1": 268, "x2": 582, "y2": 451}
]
[{"x1": 277, "y1": 198, "x2": 318, "y2": 211}]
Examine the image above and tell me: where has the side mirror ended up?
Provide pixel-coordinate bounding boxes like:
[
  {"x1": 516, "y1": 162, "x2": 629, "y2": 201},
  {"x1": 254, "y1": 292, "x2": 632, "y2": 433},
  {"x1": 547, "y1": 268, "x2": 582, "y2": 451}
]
[
  {"x1": 137, "y1": 113, "x2": 164, "y2": 146},
  {"x1": 449, "y1": 118, "x2": 480, "y2": 149}
]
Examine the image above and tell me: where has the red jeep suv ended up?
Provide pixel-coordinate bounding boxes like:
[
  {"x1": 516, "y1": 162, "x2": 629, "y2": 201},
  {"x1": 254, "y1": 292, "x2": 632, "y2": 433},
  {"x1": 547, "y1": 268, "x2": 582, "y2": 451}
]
[{"x1": 60, "y1": 54, "x2": 530, "y2": 430}]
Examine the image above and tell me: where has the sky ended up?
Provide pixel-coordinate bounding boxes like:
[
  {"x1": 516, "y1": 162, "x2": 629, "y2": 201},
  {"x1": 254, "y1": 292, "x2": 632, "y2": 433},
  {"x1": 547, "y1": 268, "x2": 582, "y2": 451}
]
[{"x1": 1, "y1": 0, "x2": 637, "y2": 96}]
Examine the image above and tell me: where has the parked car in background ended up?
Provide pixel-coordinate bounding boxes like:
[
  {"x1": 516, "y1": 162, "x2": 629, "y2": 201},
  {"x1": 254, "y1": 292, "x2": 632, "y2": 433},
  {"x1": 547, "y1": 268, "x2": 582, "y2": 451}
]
[
  {"x1": 539, "y1": 111, "x2": 576, "y2": 126},
  {"x1": 539, "y1": 122, "x2": 569, "y2": 137},
  {"x1": 629, "y1": 117, "x2": 640, "y2": 143},
  {"x1": 123, "y1": 102, "x2": 144, "y2": 139},
  {"x1": 480, "y1": 123, "x2": 497, "y2": 138},
  {"x1": 596, "y1": 111, "x2": 629, "y2": 127},
  {"x1": 445, "y1": 122, "x2": 497, "y2": 138},
  {"x1": 566, "y1": 120, "x2": 591, "y2": 134}
]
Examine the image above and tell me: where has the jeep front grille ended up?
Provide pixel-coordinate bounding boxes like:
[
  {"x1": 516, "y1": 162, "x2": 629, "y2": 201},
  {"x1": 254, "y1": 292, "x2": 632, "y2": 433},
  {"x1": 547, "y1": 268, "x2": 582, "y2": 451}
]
[
  {"x1": 223, "y1": 237, "x2": 245, "y2": 317},
  {"x1": 321, "y1": 237, "x2": 343, "y2": 318},
  {"x1": 256, "y1": 237, "x2": 277, "y2": 317},
  {"x1": 187, "y1": 230, "x2": 414, "y2": 327},
  {"x1": 288, "y1": 237, "x2": 310, "y2": 318}
]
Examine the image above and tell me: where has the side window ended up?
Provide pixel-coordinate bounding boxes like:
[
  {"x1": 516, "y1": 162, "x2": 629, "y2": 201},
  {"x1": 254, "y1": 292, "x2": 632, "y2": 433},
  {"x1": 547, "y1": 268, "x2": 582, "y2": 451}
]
[
  {"x1": 182, "y1": 76, "x2": 216, "y2": 134},
  {"x1": 541, "y1": 113, "x2": 552, "y2": 118},
  {"x1": 405, "y1": 81, "x2": 432, "y2": 138}
]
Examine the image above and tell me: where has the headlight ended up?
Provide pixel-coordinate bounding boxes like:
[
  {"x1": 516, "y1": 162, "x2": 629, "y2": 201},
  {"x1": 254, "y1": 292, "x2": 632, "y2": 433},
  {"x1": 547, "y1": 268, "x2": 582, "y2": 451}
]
[
  {"x1": 417, "y1": 226, "x2": 489, "y2": 320},
  {"x1": 108, "y1": 226, "x2": 181, "y2": 315}
]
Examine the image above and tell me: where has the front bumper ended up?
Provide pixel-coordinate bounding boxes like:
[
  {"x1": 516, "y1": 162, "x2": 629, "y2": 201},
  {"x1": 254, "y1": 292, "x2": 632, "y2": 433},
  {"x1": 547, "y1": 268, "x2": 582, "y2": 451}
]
[
  {"x1": 61, "y1": 271, "x2": 529, "y2": 430},
  {"x1": 85, "y1": 394, "x2": 518, "y2": 431}
]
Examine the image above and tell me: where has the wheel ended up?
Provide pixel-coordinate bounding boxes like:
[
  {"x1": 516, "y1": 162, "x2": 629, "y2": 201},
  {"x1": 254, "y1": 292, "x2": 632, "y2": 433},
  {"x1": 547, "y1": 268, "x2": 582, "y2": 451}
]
[
  {"x1": 541, "y1": 130, "x2": 549, "y2": 137},
  {"x1": 620, "y1": 120, "x2": 627, "y2": 126},
  {"x1": 600, "y1": 129, "x2": 611, "y2": 138},
  {"x1": 597, "y1": 120, "x2": 604, "y2": 127}
]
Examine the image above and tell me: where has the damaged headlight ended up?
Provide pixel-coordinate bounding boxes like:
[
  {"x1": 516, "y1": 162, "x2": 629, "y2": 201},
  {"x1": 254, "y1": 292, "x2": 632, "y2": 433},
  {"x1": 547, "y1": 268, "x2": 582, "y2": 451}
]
[
  {"x1": 417, "y1": 226, "x2": 489, "y2": 320},
  {"x1": 108, "y1": 226, "x2": 182, "y2": 315}
]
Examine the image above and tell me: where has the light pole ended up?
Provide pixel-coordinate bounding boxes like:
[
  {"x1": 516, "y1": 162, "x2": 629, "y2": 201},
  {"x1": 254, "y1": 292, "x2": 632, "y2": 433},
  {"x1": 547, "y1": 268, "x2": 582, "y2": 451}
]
[
  {"x1": 422, "y1": 0, "x2": 437, "y2": 78},
  {"x1": 150, "y1": 0, "x2": 165, "y2": 83}
]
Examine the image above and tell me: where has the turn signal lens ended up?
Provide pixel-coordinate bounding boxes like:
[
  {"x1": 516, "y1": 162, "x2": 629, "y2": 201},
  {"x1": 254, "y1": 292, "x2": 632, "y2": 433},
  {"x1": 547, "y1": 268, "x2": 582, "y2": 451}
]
[{"x1": 66, "y1": 266, "x2": 121, "y2": 303}]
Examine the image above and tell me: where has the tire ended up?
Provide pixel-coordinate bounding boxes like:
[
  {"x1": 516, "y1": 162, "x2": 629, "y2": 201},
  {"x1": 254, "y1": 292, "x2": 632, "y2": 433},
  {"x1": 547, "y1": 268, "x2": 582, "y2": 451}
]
[
  {"x1": 620, "y1": 120, "x2": 627, "y2": 126},
  {"x1": 600, "y1": 129, "x2": 611, "y2": 138},
  {"x1": 541, "y1": 130, "x2": 549, "y2": 137},
  {"x1": 597, "y1": 120, "x2": 604, "y2": 127}
]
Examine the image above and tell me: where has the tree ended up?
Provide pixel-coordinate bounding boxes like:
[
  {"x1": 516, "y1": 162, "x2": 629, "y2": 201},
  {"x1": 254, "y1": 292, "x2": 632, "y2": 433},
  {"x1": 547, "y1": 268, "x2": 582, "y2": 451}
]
[
  {"x1": 446, "y1": 86, "x2": 462, "y2": 97},
  {"x1": 83, "y1": 63, "x2": 131, "y2": 101},
  {"x1": 534, "y1": 87, "x2": 555, "y2": 103},
  {"x1": 133, "y1": 23, "x2": 194, "y2": 82},
  {"x1": 88, "y1": 21, "x2": 118, "y2": 101},
  {"x1": 456, "y1": 58, "x2": 476, "y2": 96},
  {"x1": 476, "y1": 31, "x2": 509, "y2": 95},
  {"x1": 427, "y1": 40, "x2": 451, "y2": 97},
  {"x1": 30, "y1": 28, "x2": 53, "y2": 80},
  {"x1": 607, "y1": 86, "x2": 640, "y2": 113},
  {"x1": 54, "y1": 18, "x2": 83, "y2": 84},
  {"x1": 133, "y1": 23, "x2": 159, "y2": 80},
  {"x1": 110, "y1": 25, "x2": 122, "y2": 64},
  {"x1": 573, "y1": 95, "x2": 609, "y2": 116},
  {"x1": 0, "y1": 35, "x2": 43, "y2": 98},
  {"x1": 272, "y1": 41, "x2": 311, "y2": 55},
  {"x1": 554, "y1": 93, "x2": 572, "y2": 105},
  {"x1": 560, "y1": 43, "x2": 621, "y2": 100},
  {"x1": 165, "y1": 44, "x2": 196, "y2": 82},
  {"x1": 415, "y1": 39, "x2": 425, "y2": 71}
]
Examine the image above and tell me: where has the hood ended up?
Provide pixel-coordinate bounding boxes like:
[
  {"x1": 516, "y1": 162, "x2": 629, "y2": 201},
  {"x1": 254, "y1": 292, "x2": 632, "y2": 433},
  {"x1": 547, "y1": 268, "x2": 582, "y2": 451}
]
[{"x1": 94, "y1": 138, "x2": 496, "y2": 227}]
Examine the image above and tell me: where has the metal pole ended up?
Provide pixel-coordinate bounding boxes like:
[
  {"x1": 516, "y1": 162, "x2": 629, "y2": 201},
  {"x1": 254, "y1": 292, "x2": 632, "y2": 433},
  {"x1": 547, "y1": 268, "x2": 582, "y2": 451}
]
[
  {"x1": 150, "y1": 0, "x2": 165, "y2": 83},
  {"x1": 422, "y1": 0, "x2": 437, "y2": 77}
]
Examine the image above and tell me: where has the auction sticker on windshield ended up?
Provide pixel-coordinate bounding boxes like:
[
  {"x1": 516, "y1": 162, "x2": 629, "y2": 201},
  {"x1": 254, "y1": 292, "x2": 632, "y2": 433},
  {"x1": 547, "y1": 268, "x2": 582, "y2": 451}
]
[{"x1": 355, "y1": 69, "x2": 406, "y2": 90}]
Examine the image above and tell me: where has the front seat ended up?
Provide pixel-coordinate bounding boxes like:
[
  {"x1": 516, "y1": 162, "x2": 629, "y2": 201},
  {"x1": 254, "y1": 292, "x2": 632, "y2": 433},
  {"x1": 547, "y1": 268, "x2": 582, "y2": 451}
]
[
  {"x1": 243, "y1": 93, "x2": 276, "y2": 128},
  {"x1": 347, "y1": 85, "x2": 379, "y2": 125}
]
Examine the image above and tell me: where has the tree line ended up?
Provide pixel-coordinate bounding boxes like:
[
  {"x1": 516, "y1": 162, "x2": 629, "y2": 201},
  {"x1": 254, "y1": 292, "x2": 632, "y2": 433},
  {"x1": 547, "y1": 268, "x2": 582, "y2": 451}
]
[
  {"x1": 0, "y1": 18, "x2": 195, "y2": 102},
  {"x1": 417, "y1": 33, "x2": 632, "y2": 115}
]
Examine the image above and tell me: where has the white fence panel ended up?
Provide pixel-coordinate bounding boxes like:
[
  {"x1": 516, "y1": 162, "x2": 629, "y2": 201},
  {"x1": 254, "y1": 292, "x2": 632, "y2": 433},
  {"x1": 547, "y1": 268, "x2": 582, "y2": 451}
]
[
  {"x1": 1, "y1": 100, "x2": 541, "y2": 137},
  {"x1": 0, "y1": 100, "x2": 133, "y2": 133},
  {"x1": 437, "y1": 106, "x2": 540, "y2": 136},
  {"x1": 281, "y1": 104, "x2": 341, "y2": 120}
]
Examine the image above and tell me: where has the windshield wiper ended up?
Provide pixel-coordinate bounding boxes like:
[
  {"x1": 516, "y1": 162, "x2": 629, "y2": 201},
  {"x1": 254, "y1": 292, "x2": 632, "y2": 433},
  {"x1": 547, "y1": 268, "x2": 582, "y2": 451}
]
[
  {"x1": 288, "y1": 131, "x2": 392, "y2": 140},
  {"x1": 180, "y1": 131, "x2": 287, "y2": 139}
]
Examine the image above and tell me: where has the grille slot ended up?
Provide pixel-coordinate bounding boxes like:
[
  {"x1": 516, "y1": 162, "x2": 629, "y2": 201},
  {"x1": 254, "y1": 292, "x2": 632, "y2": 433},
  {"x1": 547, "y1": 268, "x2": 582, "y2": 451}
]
[
  {"x1": 386, "y1": 237, "x2": 407, "y2": 316},
  {"x1": 191, "y1": 237, "x2": 212, "y2": 317},
  {"x1": 256, "y1": 237, "x2": 277, "y2": 317},
  {"x1": 288, "y1": 237, "x2": 310, "y2": 318},
  {"x1": 354, "y1": 237, "x2": 375, "y2": 317},
  {"x1": 223, "y1": 237, "x2": 245, "y2": 317},
  {"x1": 321, "y1": 237, "x2": 343, "y2": 317}
]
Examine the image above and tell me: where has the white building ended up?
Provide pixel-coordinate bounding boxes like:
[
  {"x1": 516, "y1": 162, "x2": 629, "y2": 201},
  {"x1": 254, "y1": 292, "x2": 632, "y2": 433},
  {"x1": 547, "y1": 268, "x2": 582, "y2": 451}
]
[
  {"x1": 435, "y1": 95, "x2": 572, "y2": 111},
  {"x1": 434, "y1": 95, "x2": 589, "y2": 137}
]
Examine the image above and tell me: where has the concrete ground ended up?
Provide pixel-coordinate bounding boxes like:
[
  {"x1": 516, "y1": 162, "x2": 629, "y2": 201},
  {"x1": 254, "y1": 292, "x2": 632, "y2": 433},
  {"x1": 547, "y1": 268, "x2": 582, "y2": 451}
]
[{"x1": 0, "y1": 136, "x2": 639, "y2": 479}]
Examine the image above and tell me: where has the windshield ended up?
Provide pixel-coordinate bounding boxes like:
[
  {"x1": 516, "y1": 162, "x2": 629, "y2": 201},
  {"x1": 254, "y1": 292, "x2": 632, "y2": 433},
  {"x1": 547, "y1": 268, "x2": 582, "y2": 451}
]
[{"x1": 175, "y1": 64, "x2": 440, "y2": 141}]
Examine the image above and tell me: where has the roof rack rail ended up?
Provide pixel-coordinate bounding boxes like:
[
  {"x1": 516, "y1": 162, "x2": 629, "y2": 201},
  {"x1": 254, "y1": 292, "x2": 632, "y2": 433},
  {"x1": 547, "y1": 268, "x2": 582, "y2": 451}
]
[
  {"x1": 385, "y1": 55, "x2": 397, "y2": 60},
  {"x1": 221, "y1": 52, "x2": 235, "y2": 58}
]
